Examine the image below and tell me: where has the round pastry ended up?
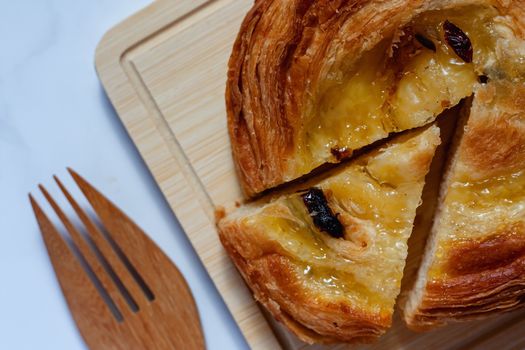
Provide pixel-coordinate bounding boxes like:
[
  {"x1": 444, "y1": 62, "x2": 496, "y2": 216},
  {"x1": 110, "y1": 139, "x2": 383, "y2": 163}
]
[{"x1": 222, "y1": 0, "x2": 525, "y2": 344}]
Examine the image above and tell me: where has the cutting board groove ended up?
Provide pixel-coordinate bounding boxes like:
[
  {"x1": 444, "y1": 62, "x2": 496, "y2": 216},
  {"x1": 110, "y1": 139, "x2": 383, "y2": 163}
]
[
  {"x1": 121, "y1": 57, "x2": 216, "y2": 220},
  {"x1": 95, "y1": 1, "x2": 525, "y2": 349}
]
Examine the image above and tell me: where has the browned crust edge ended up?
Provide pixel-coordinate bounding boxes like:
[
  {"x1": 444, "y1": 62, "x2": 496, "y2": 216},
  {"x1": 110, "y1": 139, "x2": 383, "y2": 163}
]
[
  {"x1": 217, "y1": 221, "x2": 390, "y2": 344},
  {"x1": 406, "y1": 224, "x2": 525, "y2": 331}
]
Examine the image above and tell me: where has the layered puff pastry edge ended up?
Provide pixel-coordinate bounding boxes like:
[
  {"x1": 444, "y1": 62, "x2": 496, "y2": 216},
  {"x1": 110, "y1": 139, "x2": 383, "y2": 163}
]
[
  {"x1": 217, "y1": 126, "x2": 441, "y2": 343},
  {"x1": 404, "y1": 82, "x2": 525, "y2": 330}
]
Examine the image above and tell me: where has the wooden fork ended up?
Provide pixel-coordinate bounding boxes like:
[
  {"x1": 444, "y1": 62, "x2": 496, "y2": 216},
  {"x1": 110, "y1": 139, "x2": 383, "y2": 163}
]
[{"x1": 29, "y1": 168, "x2": 205, "y2": 350}]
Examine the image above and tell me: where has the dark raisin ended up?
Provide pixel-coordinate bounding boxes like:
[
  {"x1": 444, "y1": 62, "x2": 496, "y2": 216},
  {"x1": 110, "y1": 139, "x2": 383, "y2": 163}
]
[
  {"x1": 415, "y1": 33, "x2": 436, "y2": 52},
  {"x1": 301, "y1": 188, "x2": 344, "y2": 239},
  {"x1": 330, "y1": 147, "x2": 351, "y2": 161},
  {"x1": 478, "y1": 75, "x2": 489, "y2": 84},
  {"x1": 443, "y1": 20, "x2": 473, "y2": 63}
]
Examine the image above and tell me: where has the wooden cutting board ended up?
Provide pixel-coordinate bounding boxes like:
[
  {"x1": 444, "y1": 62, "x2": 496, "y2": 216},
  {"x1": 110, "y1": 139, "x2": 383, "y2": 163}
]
[{"x1": 95, "y1": 1, "x2": 525, "y2": 349}]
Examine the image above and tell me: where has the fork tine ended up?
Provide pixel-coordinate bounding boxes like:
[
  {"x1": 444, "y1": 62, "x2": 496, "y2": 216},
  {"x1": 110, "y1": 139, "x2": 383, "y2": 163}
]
[
  {"x1": 67, "y1": 168, "x2": 163, "y2": 294},
  {"x1": 56, "y1": 170, "x2": 205, "y2": 349},
  {"x1": 54, "y1": 175, "x2": 150, "y2": 308},
  {"x1": 39, "y1": 183, "x2": 132, "y2": 316},
  {"x1": 29, "y1": 194, "x2": 122, "y2": 349}
]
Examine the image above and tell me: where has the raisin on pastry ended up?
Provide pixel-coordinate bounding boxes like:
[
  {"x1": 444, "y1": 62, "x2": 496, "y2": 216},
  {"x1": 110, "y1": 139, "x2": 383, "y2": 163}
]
[{"x1": 217, "y1": 126, "x2": 440, "y2": 344}]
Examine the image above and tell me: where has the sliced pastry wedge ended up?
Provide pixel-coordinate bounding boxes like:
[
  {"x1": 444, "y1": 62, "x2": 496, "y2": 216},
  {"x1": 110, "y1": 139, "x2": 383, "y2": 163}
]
[
  {"x1": 404, "y1": 82, "x2": 525, "y2": 330},
  {"x1": 217, "y1": 126, "x2": 441, "y2": 343}
]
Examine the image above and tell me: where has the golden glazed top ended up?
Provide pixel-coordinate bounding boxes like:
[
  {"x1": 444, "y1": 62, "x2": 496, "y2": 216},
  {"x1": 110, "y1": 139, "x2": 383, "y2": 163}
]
[
  {"x1": 219, "y1": 126, "x2": 440, "y2": 320},
  {"x1": 226, "y1": 0, "x2": 525, "y2": 196}
]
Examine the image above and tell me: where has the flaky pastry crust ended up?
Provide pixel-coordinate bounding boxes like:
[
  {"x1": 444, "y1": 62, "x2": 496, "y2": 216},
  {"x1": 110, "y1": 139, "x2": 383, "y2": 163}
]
[
  {"x1": 218, "y1": 127, "x2": 440, "y2": 343},
  {"x1": 223, "y1": 0, "x2": 525, "y2": 341},
  {"x1": 226, "y1": 0, "x2": 525, "y2": 197},
  {"x1": 404, "y1": 82, "x2": 525, "y2": 330}
]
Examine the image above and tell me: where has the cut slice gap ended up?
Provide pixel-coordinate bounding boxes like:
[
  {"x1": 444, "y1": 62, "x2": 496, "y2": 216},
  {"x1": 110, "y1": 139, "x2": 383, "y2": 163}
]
[
  {"x1": 403, "y1": 97, "x2": 473, "y2": 330},
  {"x1": 398, "y1": 100, "x2": 469, "y2": 309},
  {"x1": 404, "y1": 81, "x2": 525, "y2": 329},
  {"x1": 247, "y1": 122, "x2": 451, "y2": 207},
  {"x1": 247, "y1": 131, "x2": 396, "y2": 203}
]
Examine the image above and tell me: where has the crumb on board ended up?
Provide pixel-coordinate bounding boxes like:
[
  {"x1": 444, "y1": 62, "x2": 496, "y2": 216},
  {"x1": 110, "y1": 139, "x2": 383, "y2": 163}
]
[{"x1": 215, "y1": 206, "x2": 226, "y2": 222}]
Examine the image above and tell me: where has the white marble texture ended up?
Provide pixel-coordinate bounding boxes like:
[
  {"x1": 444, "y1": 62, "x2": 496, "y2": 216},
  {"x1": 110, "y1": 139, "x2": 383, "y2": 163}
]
[{"x1": 0, "y1": 0, "x2": 248, "y2": 349}]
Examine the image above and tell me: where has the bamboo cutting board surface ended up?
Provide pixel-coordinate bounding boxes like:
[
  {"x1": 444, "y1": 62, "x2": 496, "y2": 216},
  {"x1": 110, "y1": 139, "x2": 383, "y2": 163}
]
[{"x1": 95, "y1": 1, "x2": 525, "y2": 349}]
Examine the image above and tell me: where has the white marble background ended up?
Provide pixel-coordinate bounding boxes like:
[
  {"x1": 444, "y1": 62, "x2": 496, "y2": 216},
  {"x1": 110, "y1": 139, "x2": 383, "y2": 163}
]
[{"x1": 0, "y1": 0, "x2": 248, "y2": 348}]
